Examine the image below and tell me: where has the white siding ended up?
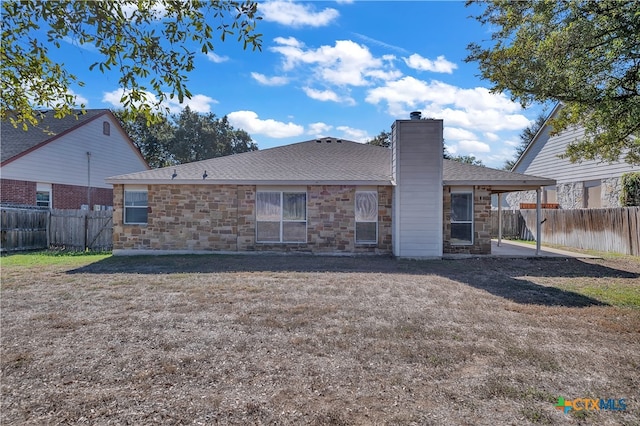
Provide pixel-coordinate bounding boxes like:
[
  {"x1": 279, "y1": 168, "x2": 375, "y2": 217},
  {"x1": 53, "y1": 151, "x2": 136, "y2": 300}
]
[
  {"x1": 515, "y1": 123, "x2": 637, "y2": 184},
  {"x1": 1, "y1": 115, "x2": 147, "y2": 188},
  {"x1": 392, "y1": 119, "x2": 443, "y2": 258}
]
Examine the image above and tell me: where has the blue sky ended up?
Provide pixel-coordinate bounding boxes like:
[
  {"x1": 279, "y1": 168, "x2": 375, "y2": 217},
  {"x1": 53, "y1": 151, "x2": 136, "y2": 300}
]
[{"x1": 53, "y1": 1, "x2": 545, "y2": 168}]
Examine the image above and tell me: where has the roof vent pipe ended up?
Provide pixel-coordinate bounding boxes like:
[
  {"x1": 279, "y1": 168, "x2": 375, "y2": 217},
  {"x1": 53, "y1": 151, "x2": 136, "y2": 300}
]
[{"x1": 410, "y1": 111, "x2": 422, "y2": 120}]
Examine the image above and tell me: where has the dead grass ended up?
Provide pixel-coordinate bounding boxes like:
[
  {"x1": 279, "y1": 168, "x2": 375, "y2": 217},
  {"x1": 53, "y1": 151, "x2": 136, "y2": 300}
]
[{"x1": 1, "y1": 254, "x2": 639, "y2": 425}]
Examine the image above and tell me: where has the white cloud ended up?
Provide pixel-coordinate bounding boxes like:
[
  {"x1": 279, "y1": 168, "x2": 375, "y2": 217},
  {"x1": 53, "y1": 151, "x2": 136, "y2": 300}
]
[
  {"x1": 303, "y1": 87, "x2": 355, "y2": 105},
  {"x1": 120, "y1": 3, "x2": 167, "y2": 20},
  {"x1": 444, "y1": 127, "x2": 477, "y2": 141},
  {"x1": 303, "y1": 87, "x2": 340, "y2": 102},
  {"x1": 335, "y1": 126, "x2": 370, "y2": 142},
  {"x1": 273, "y1": 36, "x2": 303, "y2": 48},
  {"x1": 352, "y1": 33, "x2": 410, "y2": 55},
  {"x1": 307, "y1": 122, "x2": 333, "y2": 137},
  {"x1": 271, "y1": 38, "x2": 393, "y2": 86},
  {"x1": 366, "y1": 77, "x2": 530, "y2": 132},
  {"x1": 206, "y1": 52, "x2": 229, "y2": 63},
  {"x1": 260, "y1": 1, "x2": 339, "y2": 28},
  {"x1": 227, "y1": 110, "x2": 304, "y2": 138},
  {"x1": 62, "y1": 36, "x2": 98, "y2": 53},
  {"x1": 458, "y1": 140, "x2": 491, "y2": 153},
  {"x1": 444, "y1": 144, "x2": 458, "y2": 155},
  {"x1": 102, "y1": 89, "x2": 216, "y2": 114},
  {"x1": 176, "y1": 94, "x2": 217, "y2": 113},
  {"x1": 403, "y1": 54, "x2": 457, "y2": 74},
  {"x1": 251, "y1": 72, "x2": 289, "y2": 86},
  {"x1": 484, "y1": 132, "x2": 500, "y2": 142}
]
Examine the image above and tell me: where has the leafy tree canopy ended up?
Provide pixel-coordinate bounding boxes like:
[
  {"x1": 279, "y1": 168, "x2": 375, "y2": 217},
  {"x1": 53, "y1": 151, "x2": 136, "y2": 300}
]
[
  {"x1": 466, "y1": 0, "x2": 640, "y2": 164},
  {"x1": 1, "y1": 0, "x2": 261, "y2": 129},
  {"x1": 446, "y1": 154, "x2": 484, "y2": 167},
  {"x1": 116, "y1": 106, "x2": 258, "y2": 168},
  {"x1": 366, "y1": 130, "x2": 391, "y2": 148}
]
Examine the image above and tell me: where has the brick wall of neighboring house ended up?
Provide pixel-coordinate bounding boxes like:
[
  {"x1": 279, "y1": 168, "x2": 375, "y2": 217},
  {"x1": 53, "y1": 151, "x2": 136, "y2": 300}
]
[
  {"x1": 52, "y1": 184, "x2": 113, "y2": 209},
  {"x1": 0, "y1": 179, "x2": 36, "y2": 205},
  {"x1": 0, "y1": 179, "x2": 113, "y2": 209},
  {"x1": 443, "y1": 185, "x2": 492, "y2": 255},
  {"x1": 113, "y1": 184, "x2": 393, "y2": 254}
]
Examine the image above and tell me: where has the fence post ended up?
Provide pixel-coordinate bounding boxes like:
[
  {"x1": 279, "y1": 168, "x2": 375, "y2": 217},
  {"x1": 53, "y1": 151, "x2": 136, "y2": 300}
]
[
  {"x1": 497, "y1": 193, "x2": 502, "y2": 246},
  {"x1": 536, "y1": 188, "x2": 541, "y2": 255},
  {"x1": 84, "y1": 211, "x2": 89, "y2": 251}
]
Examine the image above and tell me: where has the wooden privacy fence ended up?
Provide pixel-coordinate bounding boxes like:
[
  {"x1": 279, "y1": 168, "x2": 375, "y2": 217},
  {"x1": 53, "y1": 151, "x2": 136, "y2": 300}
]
[
  {"x1": 1, "y1": 207, "x2": 113, "y2": 252},
  {"x1": 492, "y1": 207, "x2": 640, "y2": 256}
]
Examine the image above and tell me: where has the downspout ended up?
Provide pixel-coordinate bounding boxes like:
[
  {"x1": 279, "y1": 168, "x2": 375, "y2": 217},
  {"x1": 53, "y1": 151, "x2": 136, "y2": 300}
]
[{"x1": 86, "y1": 151, "x2": 92, "y2": 209}]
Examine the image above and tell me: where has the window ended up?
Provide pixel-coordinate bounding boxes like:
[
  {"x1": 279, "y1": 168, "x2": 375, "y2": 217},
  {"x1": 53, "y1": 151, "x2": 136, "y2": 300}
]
[
  {"x1": 36, "y1": 183, "x2": 51, "y2": 208},
  {"x1": 584, "y1": 181, "x2": 601, "y2": 208},
  {"x1": 124, "y1": 190, "x2": 148, "y2": 224},
  {"x1": 256, "y1": 191, "x2": 306, "y2": 242},
  {"x1": 36, "y1": 191, "x2": 51, "y2": 208},
  {"x1": 103, "y1": 121, "x2": 110, "y2": 136},
  {"x1": 450, "y1": 192, "x2": 473, "y2": 245},
  {"x1": 355, "y1": 191, "x2": 377, "y2": 244}
]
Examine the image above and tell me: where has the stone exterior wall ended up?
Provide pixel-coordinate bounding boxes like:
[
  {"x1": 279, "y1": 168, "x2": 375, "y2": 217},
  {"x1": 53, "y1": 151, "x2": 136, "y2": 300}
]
[
  {"x1": 442, "y1": 185, "x2": 492, "y2": 255},
  {"x1": 113, "y1": 184, "x2": 393, "y2": 254},
  {"x1": 601, "y1": 177, "x2": 622, "y2": 207},
  {"x1": 505, "y1": 177, "x2": 623, "y2": 210}
]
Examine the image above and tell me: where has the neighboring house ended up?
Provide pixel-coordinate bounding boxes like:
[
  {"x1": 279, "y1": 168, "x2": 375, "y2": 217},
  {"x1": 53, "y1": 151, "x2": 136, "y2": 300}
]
[
  {"x1": 107, "y1": 115, "x2": 553, "y2": 258},
  {"x1": 1, "y1": 109, "x2": 149, "y2": 209},
  {"x1": 506, "y1": 104, "x2": 638, "y2": 209}
]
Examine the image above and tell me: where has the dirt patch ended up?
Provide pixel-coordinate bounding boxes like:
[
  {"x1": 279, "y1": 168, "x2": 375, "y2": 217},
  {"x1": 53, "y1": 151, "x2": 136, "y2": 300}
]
[{"x1": 2, "y1": 255, "x2": 639, "y2": 425}]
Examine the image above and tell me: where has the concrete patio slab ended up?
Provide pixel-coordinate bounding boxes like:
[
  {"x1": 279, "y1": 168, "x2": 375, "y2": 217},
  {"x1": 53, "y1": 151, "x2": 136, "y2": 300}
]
[{"x1": 489, "y1": 239, "x2": 599, "y2": 258}]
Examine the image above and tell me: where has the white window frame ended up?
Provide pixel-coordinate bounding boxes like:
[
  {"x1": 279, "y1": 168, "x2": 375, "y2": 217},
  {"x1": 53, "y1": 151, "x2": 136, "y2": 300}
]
[
  {"x1": 36, "y1": 183, "x2": 52, "y2": 208},
  {"x1": 256, "y1": 191, "x2": 307, "y2": 243},
  {"x1": 355, "y1": 191, "x2": 378, "y2": 244},
  {"x1": 450, "y1": 190, "x2": 473, "y2": 245},
  {"x1": 124, "y1": 188, "x2": 148, "y2": 225}
]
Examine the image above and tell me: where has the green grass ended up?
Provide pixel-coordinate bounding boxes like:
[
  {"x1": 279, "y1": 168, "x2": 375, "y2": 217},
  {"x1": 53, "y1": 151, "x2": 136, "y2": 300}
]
[
  {"x1": 1, "y1": 250, "x2": 111, "y2": 267},
  {"x1": 554, "y1": 283, "x2": 640, "y2": 309}
]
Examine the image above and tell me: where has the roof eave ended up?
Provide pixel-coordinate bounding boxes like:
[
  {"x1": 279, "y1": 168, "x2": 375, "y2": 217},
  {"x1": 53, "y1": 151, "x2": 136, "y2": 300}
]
[
  {"x1": 105, "y1": 178, "x2": 395, "y2": 186},
  {"x1": 443, "y1": 179, "x2": 556, "y2": 187}
]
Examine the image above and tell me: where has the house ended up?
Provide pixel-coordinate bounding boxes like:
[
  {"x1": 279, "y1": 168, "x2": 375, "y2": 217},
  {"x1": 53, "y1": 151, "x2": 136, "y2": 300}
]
[
  {"x1": 506, "y1": 104, "x2": 638, "y2": 209},
  {"x1": 1, "y1": 109, "x2": 149, "y2": 210},
  {"x1": 107, "y1": 114, "x2": 554, "y2": 258}
]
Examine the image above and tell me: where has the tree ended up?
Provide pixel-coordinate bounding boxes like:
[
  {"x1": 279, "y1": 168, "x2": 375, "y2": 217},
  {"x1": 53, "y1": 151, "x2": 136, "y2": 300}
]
[
  {"x1": 114, "y1": 110, "x2": 175, "y2": 169},
  {"x1": 447, "y1": 154, "x2": 484, "y2": 167},
  {"x1": 366, "y1": 130, "x2": 391, "y2": 148},
  {"x1": 466, "y1": 0, "x2": 640, "y2": 164},
  {"x1": 1, "y1": 0, "x2": 262, "y2": 128},
  {"x1": 170, "y1": 107, "x2": 257, "y2": 164},
  {"x1": 117, "y1": 107, "x2": 257, "y2": 167},
  {"x1": 503, "y1": 113, "x2": 547, "y2": 170}
]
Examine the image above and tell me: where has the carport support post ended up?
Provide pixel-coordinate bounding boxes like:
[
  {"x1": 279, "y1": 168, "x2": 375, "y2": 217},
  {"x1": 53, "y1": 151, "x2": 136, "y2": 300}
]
[
  {"x1": 536, "y1": 187, "x2": 541, "y2": 255},
  {"x1": 497, "y1": 193, "x2": 502, "y2": 247}
]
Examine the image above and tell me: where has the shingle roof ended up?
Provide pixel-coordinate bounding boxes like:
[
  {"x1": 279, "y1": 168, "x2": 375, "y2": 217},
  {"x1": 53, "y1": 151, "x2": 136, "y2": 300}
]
[
  {"x1": 107, "y1": 138, "x2": 393, "y2": 184},
  {"x1": 107, "y1": 138, "x2": 555, "y2": 188},
  {"x1": 443, "y1": 159, "x2": 555, "y2": 187},
  {"x1": 1, "y1": 109, "x2": 109, "y2": 163}
]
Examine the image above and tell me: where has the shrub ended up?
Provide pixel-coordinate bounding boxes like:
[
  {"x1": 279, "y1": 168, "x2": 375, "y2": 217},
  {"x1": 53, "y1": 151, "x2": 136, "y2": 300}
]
[{"x1": 620, "y1": 172, "x2": 640, "y2": 206}]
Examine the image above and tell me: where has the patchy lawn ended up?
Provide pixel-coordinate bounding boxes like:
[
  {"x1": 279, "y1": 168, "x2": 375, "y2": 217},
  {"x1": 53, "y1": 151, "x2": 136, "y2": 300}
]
[{"x1": 1, "y1": 254, "x2": 639, "y2": 425}]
